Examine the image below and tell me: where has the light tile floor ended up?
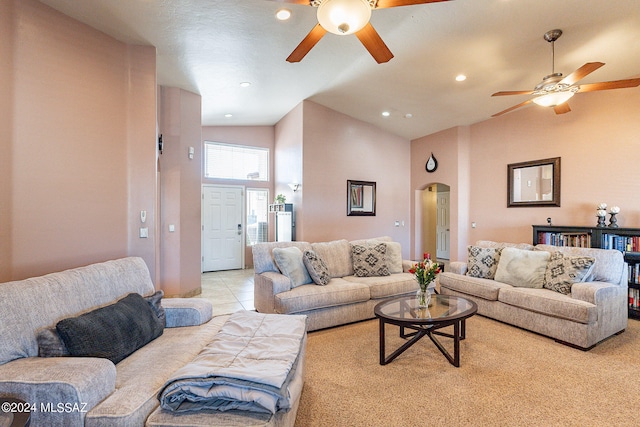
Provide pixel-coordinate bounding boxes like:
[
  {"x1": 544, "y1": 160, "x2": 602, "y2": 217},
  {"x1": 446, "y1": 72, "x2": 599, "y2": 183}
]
[{"x1": 198, "y1": 269, "x2": 255, "y2": 317}]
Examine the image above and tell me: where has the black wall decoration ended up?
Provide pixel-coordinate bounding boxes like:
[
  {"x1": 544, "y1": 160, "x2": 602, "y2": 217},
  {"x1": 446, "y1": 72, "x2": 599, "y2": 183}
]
[{"x1": 426, "y1": 152, "x2": 438, "y2": 173}]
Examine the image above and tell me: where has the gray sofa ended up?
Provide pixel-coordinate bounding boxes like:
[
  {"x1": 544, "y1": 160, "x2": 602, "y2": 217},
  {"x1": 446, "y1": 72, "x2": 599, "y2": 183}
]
[
  {"x1": 0, "y1": 257, "x2": 305, "y2": 427},
  {"x1": 253, "y1": 237, "x2": 420, "y2": 331},
  {"x1": 439, "y1": 241, "x2": 628, "y2": 350}
]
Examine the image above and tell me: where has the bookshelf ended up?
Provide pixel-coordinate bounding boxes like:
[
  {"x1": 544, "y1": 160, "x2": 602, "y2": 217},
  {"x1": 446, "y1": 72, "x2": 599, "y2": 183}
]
[{"x1": 533, "y1": 225, "x2": 640, "y2": 320}]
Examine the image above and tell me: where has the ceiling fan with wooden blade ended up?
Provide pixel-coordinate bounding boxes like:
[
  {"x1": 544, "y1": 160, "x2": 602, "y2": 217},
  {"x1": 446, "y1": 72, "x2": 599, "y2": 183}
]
[
  {"x1": 492, "y1": 29, "x2": 640, "y2": 117},
  {"x1": 271, "y1": 0, "x2": 450, "y2": 64}
]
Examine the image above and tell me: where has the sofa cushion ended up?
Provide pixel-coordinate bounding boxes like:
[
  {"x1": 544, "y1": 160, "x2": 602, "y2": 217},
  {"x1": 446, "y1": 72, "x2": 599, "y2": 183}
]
[
  {"x1": 273, "y1": 247, "x2": 313, "y2": 288},
  {"x1": 543, "y1": 251, "x2": 596, "y2": 295},
  {"x1": 466, "y1": 246, "x2": 502, "y2": 279},
  {"x1": 475, "y1": 240, "x2": 535, "y2": 251},
  {"x1": 343, "y1": 273, "x2": 417, "y2": 299},
  {"x1": 498, "y1": 287, "x2": 597, "y2": 324},
  {"x1": 56, "y1": 293, "x2": 164, "y2": 364},
  {"x1": 311, "y1": 239, "x2": 353, "y2": 278},
  {"x1": 303, "y1": 250, "x2": 331, "y2": 286},
  {"x1": 494, "y1": 247, "x2": 550, "y2": 288},
  {"x1": 439, "y1": 272, "x2": 511, "y2": 301},
  {"x1": 351, "y1": 243, "x2": 390, "y2": 277},
  {"x1": 275, "y1": 278, "x2": 370, "y2": 314},
  {"x1": 383, "y1": 242, "x2": 403, "y2": 274},
  {"x1": 535, "y1": 245, "x2": 625, "y2": 285}
]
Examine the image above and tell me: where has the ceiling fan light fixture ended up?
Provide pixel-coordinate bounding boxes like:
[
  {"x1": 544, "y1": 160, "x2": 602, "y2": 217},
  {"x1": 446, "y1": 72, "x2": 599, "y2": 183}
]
[
  {"x1": 532, "y1": 90, "x2": 575, "y2": 107},
  {"x1": 316, "y1": 0, "x2": 372, "y2": 36}
]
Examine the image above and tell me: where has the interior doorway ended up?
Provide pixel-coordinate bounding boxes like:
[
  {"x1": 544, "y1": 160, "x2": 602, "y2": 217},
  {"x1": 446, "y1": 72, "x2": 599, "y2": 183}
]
[
  {"x1": 421, "y1": 183, "x2": 450, "y2": 262},
  {"x1": 201, "y1": 185, "x2": 244, "y2": 272}
]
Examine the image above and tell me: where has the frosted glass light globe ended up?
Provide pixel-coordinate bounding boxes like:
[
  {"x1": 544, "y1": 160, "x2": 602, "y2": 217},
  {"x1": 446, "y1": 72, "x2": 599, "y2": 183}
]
[{"x1": 317, "y1": 0, "x2": 372, "y2": 36}]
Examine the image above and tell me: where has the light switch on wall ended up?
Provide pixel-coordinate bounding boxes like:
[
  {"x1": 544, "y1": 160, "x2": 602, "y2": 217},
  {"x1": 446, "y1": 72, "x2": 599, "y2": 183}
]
[
  {"x1": 169, "y1": 224, "x2": 175, "y2": 232},
  {"x1": 139, "y1": 227, "x2": 149, "y2": 238}
]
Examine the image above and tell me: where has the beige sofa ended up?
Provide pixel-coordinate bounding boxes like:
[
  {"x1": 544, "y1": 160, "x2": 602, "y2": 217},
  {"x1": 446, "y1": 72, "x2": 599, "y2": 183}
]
[
  {"x1": 439, "y1": 241, "x2": 628, "y2": 350},
  {"x1": 0, "y1": 257, "x2": 305, "y2": 427},
  {"x1": 252, "y1": 237, "x2": 419, "y2": 331}
]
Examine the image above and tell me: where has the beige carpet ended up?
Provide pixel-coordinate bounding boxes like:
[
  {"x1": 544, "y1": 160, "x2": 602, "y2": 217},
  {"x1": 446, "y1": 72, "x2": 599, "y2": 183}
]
[{"x1": 295, "y1": 315, "x2": 640, "y2": 427}]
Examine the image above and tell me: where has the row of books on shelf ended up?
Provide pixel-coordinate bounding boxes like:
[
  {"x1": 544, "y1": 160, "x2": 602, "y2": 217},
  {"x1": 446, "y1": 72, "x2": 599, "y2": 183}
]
[
  {"x1": 629, "y1": 288, "x2": 640, "y2": 309},
  {"x1": 628, "y1": 263, "x2": 640, "y2": 285},
  {"x1": 601, "y1": 234, "x2": 640, "y2": 253},
  {"x1": 536, "y1": 232, "x2": 591, "y2": 247}
]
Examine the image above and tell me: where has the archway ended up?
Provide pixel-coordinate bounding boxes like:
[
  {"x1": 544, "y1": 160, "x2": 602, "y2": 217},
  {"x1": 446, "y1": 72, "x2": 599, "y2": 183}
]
[{"x1": 419, "y1": 183, "x2": 450, "y2": 263}]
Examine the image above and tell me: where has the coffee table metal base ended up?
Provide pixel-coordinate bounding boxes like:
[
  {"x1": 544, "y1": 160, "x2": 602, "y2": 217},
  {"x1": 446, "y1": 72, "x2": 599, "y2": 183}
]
[{"x1": 378, "y1": 317, "x2": 468, "y2": 367}]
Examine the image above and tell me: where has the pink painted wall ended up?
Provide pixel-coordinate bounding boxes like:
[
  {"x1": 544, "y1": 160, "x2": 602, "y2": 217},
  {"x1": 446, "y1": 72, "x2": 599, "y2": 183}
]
[
  {"x1": 411, "y1": 89, "x2": 640, "y2": 261},
  {"x1": 297, "y1": 101, "x2": 412, "y2": 257},
  {"x1": 274, "y1": 103, "x2": 304, "y2": 239},
  {"x1": 2, "y1": 0, "x2": 157, "y2": 281},
  {"x1": 158, "y1": 87, "x2": 202, "y2": 297},
  {"x1": 0, "y1": 0, "x2": 14, "y2": 281},
  {"x1": 201, "y1": 126, "x2": 275, "y2": 266},
  {"x1": 411, "y1": 126, "x2": 471, "y2": 261}
]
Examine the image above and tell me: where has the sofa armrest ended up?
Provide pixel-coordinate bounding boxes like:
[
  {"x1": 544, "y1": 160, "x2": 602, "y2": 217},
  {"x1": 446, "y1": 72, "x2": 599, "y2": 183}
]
[
  {"x1": 0, "y1": 356, "x2": 115, "y2": 426},
  {"x1": 254, "y1": 272, "x2": 291, "y2": 314},
  {"x1": 449, "y1": 261, "x2": 468, "y2": 275},
  {"x1": 571, "y1": 281, "x2": 624, "y2": 305},
  {"x1": 162, "y1": 298, "x2": 213, "y2": 327}
]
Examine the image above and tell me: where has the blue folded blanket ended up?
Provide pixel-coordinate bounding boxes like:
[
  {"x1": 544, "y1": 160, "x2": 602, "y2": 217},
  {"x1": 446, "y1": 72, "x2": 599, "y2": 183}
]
[{"x1": 158, "y1": 310, "x2": 307, "y2": 414}]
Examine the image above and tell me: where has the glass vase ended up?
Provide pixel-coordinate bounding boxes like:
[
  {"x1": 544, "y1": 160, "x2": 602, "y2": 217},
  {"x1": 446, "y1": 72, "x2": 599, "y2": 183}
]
[{"x1": 416, "y1": 289, "x2": 431, "y2": 308}]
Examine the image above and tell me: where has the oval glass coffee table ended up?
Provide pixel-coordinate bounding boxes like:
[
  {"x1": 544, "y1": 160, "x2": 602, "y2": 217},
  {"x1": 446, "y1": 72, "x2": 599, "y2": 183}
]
[{"x1": 374, "y1": 294, "x2": 477, "y2": 367}]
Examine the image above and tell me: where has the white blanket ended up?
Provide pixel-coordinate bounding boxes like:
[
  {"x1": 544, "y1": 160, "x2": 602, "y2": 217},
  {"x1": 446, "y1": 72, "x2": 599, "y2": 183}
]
[{"x1": 158, "y1": 310, "x2": 307, "y2": 414}]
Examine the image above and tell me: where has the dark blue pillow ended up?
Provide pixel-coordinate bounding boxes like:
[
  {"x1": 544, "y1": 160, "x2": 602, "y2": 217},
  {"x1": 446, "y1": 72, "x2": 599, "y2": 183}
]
[{"x1": 56, "y1": 293, "x2": 164, "y2": 364}]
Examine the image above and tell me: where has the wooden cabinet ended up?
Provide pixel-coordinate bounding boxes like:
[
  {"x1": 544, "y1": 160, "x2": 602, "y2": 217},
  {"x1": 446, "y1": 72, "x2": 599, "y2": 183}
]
[{"x1": 533, "y1": 225, "x2": 640, "y2": 320}]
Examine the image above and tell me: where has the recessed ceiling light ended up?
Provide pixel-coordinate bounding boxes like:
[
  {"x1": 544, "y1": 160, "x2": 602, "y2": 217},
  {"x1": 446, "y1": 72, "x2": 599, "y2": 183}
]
[
  {"x1": 239, "y1": 82, "x2": 251, "y2": 88},
  {"x1": 224, "y1": 113, "x2": 233, "y2": 118},
  {"x1": 381, "y1": 111, "x2": 390, "y2": 117},
  {"x1": 276, "y1": 9, "x2": 291, "y2": 21},
  {"x1": 456, "y1": 74, "x2": 467, "y2": 82},
  {"x1": 405, "y1": 113, "x2": 413, "y2": 119}
]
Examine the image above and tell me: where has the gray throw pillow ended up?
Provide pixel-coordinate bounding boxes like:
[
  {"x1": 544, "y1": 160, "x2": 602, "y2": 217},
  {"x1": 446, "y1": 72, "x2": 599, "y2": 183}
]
[
  {"x1": 36, "y1": 327, "x2": 70, "y2": 357},
  {"x1": 352, "y1": 243, "x2": 390, "y2": 277},
  {"x1": 494, "y1": 247, "x2": 550, "y2": 288},
  {"x1": 273, "y1": 246, "x2": 313, "y2": 288},
  {"x1": 37, "y1": 290, "x2": 166, "y2": 358},
  {"x1": 145, "y1": 290, "x2": 166, "y2": 326},
  {"x1": 543, "y1": 251, "x2": 596, "y2": 294},
  {"x1": 56, "y1": 293, "x2": 164, "y2": 364},
  {"x1": 466, "y1": 246, "x2": 502, "y2": 279},
  {"x1": 303, "y1": 250, "x2": 331, "y2": 285}
]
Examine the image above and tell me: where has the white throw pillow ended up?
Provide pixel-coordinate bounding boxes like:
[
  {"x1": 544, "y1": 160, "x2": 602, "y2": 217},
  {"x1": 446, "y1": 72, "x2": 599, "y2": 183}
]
[
  {"x1": 273, "y1": 247, "x2": 313, "y2": 288},
  {"x1": 494, "y1": 247, "x2": 550, "y2": 288}
]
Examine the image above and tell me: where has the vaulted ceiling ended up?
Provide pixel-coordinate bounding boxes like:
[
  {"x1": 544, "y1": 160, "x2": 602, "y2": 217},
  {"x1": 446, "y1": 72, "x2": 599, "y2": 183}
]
[{"x1": 38, "y1": 0, "x2": 640, "y2": 139}]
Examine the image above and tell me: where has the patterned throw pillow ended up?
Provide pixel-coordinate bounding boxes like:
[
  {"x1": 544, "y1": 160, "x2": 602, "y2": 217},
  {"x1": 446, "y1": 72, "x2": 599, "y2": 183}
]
[
  {"x1": 303, "y1": 250, "x2": 331, "y2": 285},
  {"x1": 543, "y1": 251, "x2": 596, "y2": 295},
  {"x1": 351, "y1": 243, "x2": 390, "y2": 277},
  {"x1": 466, "y1": 246, "x2": 502, "y2": 279}
]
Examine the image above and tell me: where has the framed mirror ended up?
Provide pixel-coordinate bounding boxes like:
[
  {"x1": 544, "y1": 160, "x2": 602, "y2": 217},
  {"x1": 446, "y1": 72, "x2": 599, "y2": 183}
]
[
  {"x1": 508, "y1": 157, "x2": 560, "y2": 207},
  {"x1": 347, "y1": 180, "x2": 376, "y2": 216}
]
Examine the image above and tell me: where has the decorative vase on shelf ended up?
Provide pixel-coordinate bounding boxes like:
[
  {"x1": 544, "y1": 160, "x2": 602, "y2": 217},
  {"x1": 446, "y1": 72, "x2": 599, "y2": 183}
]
[
  {"x1": 608, "y1": 206, "x2": 620, "y2": 228},
  {"x1": 416, "y1": 288, "x2": 432, "y2": 308}
]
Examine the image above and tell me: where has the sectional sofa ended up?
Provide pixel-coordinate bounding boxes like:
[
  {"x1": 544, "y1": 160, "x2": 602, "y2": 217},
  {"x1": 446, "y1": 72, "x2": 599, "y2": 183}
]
[
  {"x1": 0, "y1": 257, "x2": 305, "y2": 427},
  {"x1": 253, "y1": 237, "x2": 420, "y2": 331},
  {"x1": 439, "y1": 241, "x2": 628, "y2": 349}
]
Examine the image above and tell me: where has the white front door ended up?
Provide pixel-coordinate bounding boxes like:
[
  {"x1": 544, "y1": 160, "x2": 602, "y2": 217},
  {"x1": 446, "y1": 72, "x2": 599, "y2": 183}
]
[
  {"x1": 202, "y1": 185, "x2": 244, "y2": 272},
  {"x1": 436, "y1": 191, "x2": 450, "y2": 260}
]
